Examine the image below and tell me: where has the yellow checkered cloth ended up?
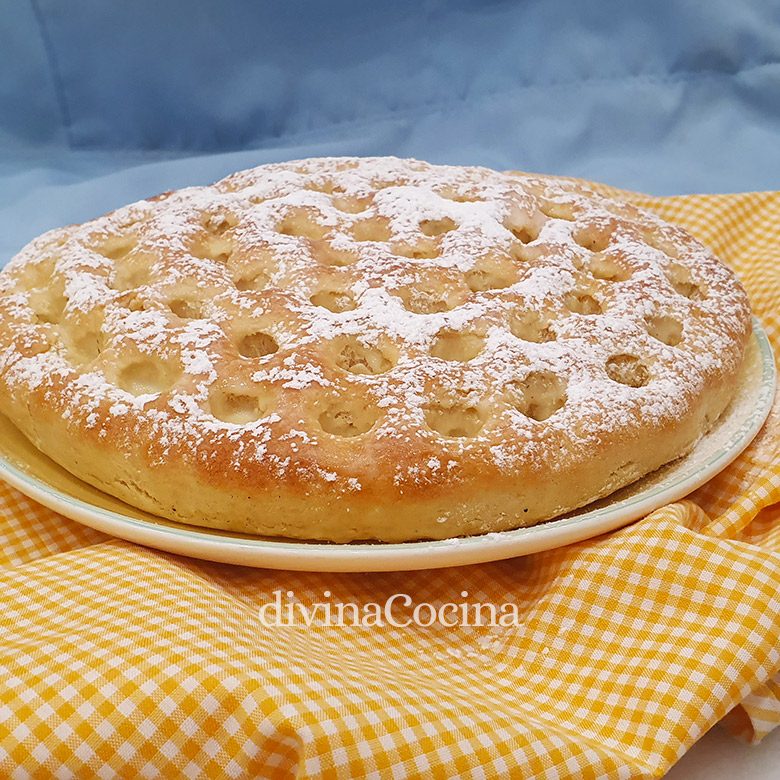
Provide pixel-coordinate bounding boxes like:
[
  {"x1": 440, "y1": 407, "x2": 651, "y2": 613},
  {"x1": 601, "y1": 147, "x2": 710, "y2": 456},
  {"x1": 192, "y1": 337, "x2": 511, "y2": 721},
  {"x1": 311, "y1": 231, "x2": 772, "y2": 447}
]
[{"x1": 2, "y1": 186, "x2": 780, "y2": 779}]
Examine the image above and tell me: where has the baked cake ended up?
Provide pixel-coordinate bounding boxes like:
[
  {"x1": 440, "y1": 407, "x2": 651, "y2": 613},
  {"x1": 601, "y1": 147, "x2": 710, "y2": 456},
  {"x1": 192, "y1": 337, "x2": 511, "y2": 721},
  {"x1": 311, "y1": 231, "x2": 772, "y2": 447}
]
[{"x1": 0, "y1": 157, "x2": 752, "y2": 542}]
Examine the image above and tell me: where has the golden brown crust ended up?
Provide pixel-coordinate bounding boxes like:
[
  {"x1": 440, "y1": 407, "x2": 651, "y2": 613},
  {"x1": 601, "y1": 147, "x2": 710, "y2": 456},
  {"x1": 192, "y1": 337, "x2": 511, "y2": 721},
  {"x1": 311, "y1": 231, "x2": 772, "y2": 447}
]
[{"x1": 0, "y1": 157, "x2": 752, "y2": 541}]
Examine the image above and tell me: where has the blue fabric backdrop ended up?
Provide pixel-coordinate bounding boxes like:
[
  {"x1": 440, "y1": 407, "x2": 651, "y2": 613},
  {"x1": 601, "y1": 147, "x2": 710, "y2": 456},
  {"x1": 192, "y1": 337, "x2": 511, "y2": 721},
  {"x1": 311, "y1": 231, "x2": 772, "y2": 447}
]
[{"x1": 2, "y1": 0, "x2": 779, "y2": 264}]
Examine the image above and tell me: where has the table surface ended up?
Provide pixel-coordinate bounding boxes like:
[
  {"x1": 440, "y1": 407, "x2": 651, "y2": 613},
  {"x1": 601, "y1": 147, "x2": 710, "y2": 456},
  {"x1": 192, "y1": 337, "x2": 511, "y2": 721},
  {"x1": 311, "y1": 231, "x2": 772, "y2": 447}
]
[{"x1": 664, "y1": 722, "x2": 780, "y2": 778}]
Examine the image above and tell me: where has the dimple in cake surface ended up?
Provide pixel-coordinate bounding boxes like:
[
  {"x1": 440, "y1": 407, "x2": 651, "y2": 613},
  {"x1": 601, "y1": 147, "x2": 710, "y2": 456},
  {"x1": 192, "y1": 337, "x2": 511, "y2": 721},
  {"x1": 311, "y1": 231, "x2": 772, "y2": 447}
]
[{"x1": 0, "y1": 157, "x2": 753, "y2": 542}]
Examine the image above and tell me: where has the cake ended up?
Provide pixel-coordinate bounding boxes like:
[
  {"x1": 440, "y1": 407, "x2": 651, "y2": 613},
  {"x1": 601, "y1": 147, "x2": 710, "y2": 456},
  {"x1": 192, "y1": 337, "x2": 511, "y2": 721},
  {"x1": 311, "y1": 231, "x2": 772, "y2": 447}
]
[{"x1": 0, "y1": 157, "x2": 752, "y2": 542}]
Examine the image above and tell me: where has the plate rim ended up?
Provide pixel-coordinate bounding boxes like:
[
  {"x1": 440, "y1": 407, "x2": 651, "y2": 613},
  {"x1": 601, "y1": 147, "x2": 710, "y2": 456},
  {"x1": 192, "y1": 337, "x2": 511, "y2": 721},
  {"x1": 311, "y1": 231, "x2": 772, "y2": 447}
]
[{"x1": 0, "y1": 319, "x2": 775, "y2": 572}]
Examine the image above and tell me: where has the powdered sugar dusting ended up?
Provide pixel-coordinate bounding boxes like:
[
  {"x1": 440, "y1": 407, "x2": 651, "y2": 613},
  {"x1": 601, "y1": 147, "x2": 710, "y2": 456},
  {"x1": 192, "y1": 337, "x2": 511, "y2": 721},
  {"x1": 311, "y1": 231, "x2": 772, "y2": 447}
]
[{"x1": 0, "y1": 156, "x2": 752, "y2": 500}]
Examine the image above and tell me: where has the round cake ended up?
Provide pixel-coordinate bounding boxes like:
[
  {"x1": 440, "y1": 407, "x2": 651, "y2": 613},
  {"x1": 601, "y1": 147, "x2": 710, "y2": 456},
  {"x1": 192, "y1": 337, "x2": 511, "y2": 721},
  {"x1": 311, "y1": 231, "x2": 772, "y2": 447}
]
[{"x1": 0, "y1": 157, "x2": 752, "y2": 542}]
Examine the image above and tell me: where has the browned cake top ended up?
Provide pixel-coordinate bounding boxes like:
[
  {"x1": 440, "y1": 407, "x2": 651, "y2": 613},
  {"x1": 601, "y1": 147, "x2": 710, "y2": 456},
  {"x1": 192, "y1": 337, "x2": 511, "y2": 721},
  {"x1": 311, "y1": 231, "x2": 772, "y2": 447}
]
[{"x1": 0, "y1": 157, "x2": 751, "y2": 535}]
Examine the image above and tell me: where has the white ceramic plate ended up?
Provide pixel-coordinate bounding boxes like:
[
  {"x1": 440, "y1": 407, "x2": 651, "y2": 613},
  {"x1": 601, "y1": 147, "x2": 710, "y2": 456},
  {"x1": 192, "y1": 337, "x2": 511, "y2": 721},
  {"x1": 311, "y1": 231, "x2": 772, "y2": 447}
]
[{"x1": 0, "y1": 321, "x2": 775, "y2": 572}]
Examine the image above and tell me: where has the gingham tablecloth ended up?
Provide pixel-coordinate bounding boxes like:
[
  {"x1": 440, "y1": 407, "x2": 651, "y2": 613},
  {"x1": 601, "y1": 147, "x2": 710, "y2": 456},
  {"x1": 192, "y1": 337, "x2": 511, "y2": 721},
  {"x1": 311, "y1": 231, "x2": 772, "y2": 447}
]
[{"x1": 1, "y1": 186, "x2": 780, "y2": 779}]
